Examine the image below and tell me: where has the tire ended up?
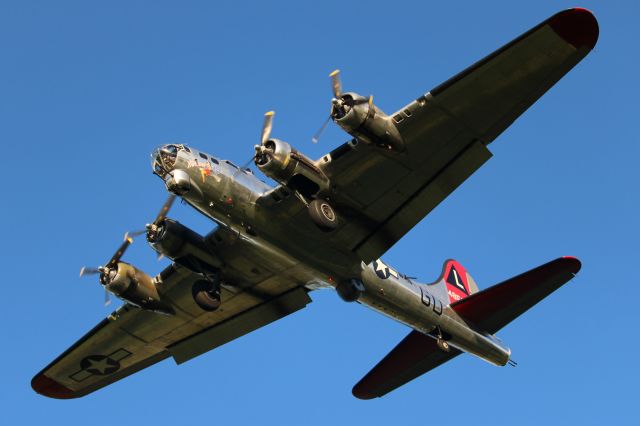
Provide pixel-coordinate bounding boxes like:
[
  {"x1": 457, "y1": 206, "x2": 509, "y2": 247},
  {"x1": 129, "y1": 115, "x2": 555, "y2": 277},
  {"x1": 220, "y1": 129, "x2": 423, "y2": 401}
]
[
  {"x1": 437, "y1": 339, "x2": 450, "y2": 352},
  {"x1": 192, "y1": 279, "x2": 221, "y2": 312},
  {"x1": 308, "y1": 199, "x2": 338, "y2": 231}
]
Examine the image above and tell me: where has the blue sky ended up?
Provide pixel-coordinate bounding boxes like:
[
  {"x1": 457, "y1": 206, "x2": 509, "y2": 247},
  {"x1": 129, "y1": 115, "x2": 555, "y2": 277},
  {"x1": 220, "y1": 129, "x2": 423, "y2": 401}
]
[{"x1": 1, "y1": 1, "x2": 637, "y2": 424}]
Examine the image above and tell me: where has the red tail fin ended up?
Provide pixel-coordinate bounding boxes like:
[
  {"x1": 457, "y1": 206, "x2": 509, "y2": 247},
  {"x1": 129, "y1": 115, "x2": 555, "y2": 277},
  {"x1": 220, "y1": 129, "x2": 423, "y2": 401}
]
[{"x1": 441, "y1": 260, "x2": 479, "y2": 303}]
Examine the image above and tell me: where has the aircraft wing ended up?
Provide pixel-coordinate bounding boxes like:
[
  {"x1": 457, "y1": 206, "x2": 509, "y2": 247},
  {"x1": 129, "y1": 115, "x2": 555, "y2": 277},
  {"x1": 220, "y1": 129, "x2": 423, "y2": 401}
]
[
  {"x1": 32, "y1": 232, "x2": 312, "y2": 399},
  {"x1": 266, "y1": 9, "x2": 597, "y2": 266}
]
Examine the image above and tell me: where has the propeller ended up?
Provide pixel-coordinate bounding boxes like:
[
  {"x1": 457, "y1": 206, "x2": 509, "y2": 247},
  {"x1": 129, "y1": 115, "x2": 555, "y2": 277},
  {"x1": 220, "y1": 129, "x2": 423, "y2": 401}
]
[
  {"x1": 233, "y1": 111, "x2": 276, "y2": 177},
  {"x1": 255, "y1": 110, "x2": 276, "y2": 163},
  {"x1": 79, "y1": 193, "x2": 178, "y2": 306},
  {"x1": 79, "y1": 233, "x2": 134, "y2": 306},
  {"x1": 330, "y1": 69, "x2": 342, "y2": 98},
  {"x1": 260, "y1": 110, "x2": 275, "y2": 146},
  {"x1": 127, "y1": 193, "x2": 177, "y2": 241},
  {"x1": 312, "y1": 69, "x2": 373, "y2": 144},
  {"x1": 311, "y1": 115, "x2": 331, "y2": 144}
]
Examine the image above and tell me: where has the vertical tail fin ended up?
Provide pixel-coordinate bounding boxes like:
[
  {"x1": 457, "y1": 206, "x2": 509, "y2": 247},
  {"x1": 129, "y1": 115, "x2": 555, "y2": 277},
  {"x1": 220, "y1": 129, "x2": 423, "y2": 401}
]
[{"x1": 438, "y1": 259, "x2": 479, "y2": 303}]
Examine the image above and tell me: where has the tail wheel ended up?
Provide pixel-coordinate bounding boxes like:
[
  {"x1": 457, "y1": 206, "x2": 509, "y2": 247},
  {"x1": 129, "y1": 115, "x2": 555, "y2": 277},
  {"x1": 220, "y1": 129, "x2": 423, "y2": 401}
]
[
  {"x1": 436, "y1": 339, "x2": 450, "y2": 352},
  {"x1": 192, "y1": 278, "x2": 221, "y2": 312},
  {"x1": 308, "y1": 199, "x2": 338, "y2": 231}
]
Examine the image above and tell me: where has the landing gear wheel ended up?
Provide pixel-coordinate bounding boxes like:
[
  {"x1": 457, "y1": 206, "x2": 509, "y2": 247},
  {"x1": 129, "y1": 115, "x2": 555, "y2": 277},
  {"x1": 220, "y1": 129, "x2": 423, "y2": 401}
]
[
  {"x1": 436, "y1": 339, "x2": 450, "y2": 352},
  {"x1": 308, "y1": 199, "x2": 338, "y2": 231},
  {"x1": 192, "y1": 278, "x2": 221, "y2": 312}
]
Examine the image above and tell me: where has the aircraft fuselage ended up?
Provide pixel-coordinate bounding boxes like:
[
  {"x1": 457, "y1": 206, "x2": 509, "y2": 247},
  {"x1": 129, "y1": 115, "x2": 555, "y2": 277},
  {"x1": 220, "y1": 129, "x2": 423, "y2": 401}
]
[{"x1": 151, "y1": 144, "x2": 511, "y2": 366}]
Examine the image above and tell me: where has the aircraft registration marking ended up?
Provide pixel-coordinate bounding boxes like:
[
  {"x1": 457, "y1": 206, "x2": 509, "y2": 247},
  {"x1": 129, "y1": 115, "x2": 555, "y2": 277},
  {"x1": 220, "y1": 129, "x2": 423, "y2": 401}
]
[{"x1": 420, "y1": 288, "x2": 443, "y2": 316}]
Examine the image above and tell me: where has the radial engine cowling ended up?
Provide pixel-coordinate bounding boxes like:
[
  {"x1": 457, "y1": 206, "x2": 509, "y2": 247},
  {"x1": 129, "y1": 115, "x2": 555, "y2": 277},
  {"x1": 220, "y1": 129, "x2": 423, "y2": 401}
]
[
  {"x1": 255, "y1": 139, "x2": 329, "y2": 197},
  {"x1": 103, "y1": 262, "x2": 173, "y2": 314},
  {"x1": 148, "y1": 218, "x2": 222, "y2": 275},
  {"x1": 331, "y1": 92, "x2": 404, "y2": 150}
]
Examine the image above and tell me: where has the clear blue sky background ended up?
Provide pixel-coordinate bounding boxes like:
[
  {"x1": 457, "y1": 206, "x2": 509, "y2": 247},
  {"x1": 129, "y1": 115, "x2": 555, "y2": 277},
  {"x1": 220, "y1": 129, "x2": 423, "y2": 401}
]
[{"x1": 1, "y1": 1, "x2": 637, "y2": 424}]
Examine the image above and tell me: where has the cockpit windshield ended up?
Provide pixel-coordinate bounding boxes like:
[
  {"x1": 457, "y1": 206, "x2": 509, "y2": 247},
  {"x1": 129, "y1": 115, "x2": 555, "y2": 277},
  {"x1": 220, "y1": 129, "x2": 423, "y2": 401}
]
[{"x1": 151, "y1": 144, "x2": 179, "y2": 178}]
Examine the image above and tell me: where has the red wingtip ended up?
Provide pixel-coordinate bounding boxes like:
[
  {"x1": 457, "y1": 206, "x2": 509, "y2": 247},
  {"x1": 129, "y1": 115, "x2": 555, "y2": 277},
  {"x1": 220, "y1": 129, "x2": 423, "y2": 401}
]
[
  {"x1": 549, "y1": 8, "x2": 599, "y2": 50},
  {"x1": 561, "y1": 256, "x2": 582, "y2": 274},
  {"x1": 31, "y1": 374, "x2": 76, "y2": 399}
]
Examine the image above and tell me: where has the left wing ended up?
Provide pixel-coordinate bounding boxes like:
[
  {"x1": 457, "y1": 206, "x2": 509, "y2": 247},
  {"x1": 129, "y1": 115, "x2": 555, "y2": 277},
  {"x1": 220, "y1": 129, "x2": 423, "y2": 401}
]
[{"x1": 32, "y1": 231, "x2": 312, "y2": 399}]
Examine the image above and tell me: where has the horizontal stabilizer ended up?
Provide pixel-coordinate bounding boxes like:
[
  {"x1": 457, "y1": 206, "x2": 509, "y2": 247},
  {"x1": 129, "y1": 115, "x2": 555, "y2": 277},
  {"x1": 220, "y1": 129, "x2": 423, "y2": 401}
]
[
  {"x1": 450, "y1": 256, "x2": 581, "y2": 334},
  {"x1": 352, "y1": 331, "x2": 461, "y2": 400}
]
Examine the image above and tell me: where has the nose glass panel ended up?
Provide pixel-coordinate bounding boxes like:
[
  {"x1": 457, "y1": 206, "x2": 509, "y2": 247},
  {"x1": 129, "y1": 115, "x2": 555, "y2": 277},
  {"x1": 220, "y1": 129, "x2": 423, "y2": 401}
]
[{"x1": 151, "y1": 145, "x2": 179, "y2": 178}]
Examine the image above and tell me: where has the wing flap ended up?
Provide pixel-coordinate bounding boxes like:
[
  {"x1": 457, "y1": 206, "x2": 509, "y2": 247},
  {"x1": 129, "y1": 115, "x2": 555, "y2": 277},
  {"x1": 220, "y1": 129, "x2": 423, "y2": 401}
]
[
  {"x1": 354, "y1": 139, "x2": 492, "y2": 261},
  {"x1": 168, "y1": 287, "x2": 311, "y2": 364}
]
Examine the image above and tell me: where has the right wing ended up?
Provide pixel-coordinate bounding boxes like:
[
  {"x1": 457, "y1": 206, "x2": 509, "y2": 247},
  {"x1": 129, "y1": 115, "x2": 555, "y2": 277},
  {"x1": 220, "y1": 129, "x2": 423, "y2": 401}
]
[{"x1": 32, "y1": 230, "x2": 312, "y2": 399}]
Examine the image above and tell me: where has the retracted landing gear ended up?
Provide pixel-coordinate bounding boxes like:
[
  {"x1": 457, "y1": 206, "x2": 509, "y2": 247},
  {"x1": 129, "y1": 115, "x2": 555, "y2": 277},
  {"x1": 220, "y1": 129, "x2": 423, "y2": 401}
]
[{"x1": 308, "y1": 199, "x2": 338, "y2": 231}]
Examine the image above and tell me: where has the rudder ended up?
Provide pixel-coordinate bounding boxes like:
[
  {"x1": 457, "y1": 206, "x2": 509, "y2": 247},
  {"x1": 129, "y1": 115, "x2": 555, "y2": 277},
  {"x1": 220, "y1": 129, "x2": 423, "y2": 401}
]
[{"x1": 437, "y1": 259, "x2": 479, "y2": 304}]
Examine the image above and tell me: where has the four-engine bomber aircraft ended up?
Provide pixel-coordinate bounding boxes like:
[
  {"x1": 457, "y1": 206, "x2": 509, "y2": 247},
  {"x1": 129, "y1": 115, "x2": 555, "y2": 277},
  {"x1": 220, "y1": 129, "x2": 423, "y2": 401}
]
[{"x1": 32, "y1": 8, "x2": 598, "y2": 399}]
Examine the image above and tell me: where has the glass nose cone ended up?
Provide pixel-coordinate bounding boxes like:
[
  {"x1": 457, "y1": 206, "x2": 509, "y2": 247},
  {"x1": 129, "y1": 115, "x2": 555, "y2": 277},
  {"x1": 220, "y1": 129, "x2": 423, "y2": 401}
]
[{"x1": 151, "y1": 144, "x2": 178, "y2": 178}]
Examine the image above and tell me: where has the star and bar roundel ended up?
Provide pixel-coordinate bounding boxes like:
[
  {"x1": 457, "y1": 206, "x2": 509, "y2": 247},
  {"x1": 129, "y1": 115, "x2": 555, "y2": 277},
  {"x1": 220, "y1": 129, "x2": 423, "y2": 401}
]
[
  {"x1": 69, "y1": 348, "x2": 132, "y2": 382},
  {"x1": 372, "y1": 260, "x2": 399, "y2": 280}
]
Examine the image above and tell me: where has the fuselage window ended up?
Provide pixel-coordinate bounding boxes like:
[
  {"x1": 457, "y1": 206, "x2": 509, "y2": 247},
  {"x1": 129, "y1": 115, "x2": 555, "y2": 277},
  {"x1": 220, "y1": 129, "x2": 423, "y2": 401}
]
[
  {"x1": 199, "y1": 153, "x2": 208, "y2": 160},
  {"x1": 225, "y1": 160, "x2": 238, "y2": 169},
  {"x1": 210, "y1": 158, "x2": 219, "y2": 164}
]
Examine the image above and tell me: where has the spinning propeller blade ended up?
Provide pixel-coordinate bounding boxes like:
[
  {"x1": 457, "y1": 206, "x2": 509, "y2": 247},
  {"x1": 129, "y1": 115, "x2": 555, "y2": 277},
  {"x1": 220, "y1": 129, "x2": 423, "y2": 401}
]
[
  {"x1": 260, "y1": 111, "x2": 275, "y2": 146},
  {"x1": 106, "y1": 234, "x2": 133, "y2": 268},
  {"x1": 126, "y1": 193, "x2": 177, "y2": 238},
  {"x1": 311, "y1": 115, "x2": 332, "y2": 144},
  {"x1": 79, "y1": 266, "x2": 101, "y2": 277},
  {"x1": 153, "y1": 193, "x2": 176, "y2": 226},
  {"x1": 235, "y1": 111, "x2": 277, "y2": 177},
  {"x1": 330, "y1": 69, "x2": 342, "y2": 99}
]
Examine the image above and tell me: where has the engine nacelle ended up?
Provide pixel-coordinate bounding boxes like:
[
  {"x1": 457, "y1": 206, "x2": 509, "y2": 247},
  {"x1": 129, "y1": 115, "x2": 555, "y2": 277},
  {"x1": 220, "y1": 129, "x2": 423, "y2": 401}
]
[
  {"x1": 148, "y1": 218, "x2": 222, "y2": 274},
  {"x1": 331, "y1": 92, "x2": 404, "y2": 150},
  {"x1": 104, "y1": 262, "x2": 173, "y2": 314},
  {"x1": 255, "y1": 138, "x2": 330, "y2": 198}
]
